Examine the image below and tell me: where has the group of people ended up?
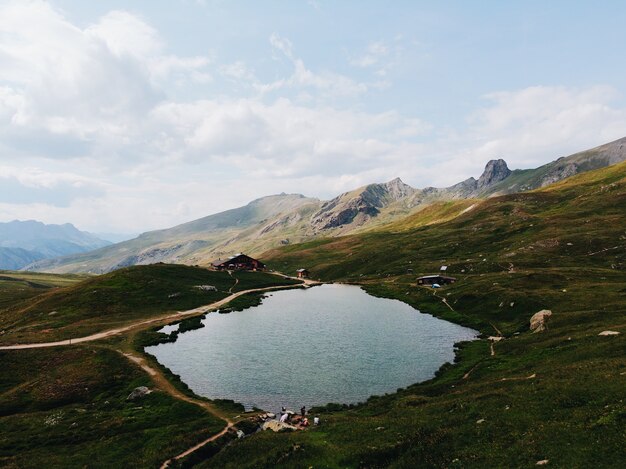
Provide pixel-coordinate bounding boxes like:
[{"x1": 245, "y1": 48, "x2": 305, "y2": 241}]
[{"x1": 279, "y1": 406, "x2": 320, "y2": 428}]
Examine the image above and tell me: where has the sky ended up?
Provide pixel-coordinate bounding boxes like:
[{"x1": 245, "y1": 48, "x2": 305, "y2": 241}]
[{"x1": 1, "y1": 0, "x2": 626, "y2": 234}]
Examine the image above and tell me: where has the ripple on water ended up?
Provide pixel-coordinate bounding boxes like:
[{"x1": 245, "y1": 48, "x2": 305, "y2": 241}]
[{"x1": 147, "y1": 284, "x2": 477, "y2": 413}]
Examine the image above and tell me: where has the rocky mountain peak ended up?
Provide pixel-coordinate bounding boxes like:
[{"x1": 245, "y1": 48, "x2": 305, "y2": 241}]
[
  {"x1": 382, "y1": 177, "x2": 414, "y2": 200},
  {"x1": 477, "y1": 159, "x2": 511, "y2": 189}
]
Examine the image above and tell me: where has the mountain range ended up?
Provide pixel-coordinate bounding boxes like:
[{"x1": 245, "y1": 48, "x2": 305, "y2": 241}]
[
  {"x1": 25, "y1": 136, "x2": 626, "y2": 274},
  {"x1": 0, "y1": 220, "x2": 110, "y2": 270}
]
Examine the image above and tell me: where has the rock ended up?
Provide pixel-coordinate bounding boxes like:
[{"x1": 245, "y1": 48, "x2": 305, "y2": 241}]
[
  {"x1": 477, "y1": 159, "x2": 511, "y2": 190},
  {"x1": 598, "y1": 330, "x2": 620, "y2": 336},
  {"x1": 195, "y1": 285, "x2": 217, "y2": 291},
  {"x1": 261, "y1": 420, "x2": 297, "y2": 432},
  {"x1": 530, "y1": 310, "x2": 552, "y2": 332},
  {"x1": 265, "y1": 412, "x2": 276, "y2": 419},
  {"x1": 536, "y1": 460, "x2": 549, "y2": 465},
  {"x1": 127, "y1": 386, "x2": 151, "y2": 401},
  {"x1": 476, "y1": 419, "x2": 485, "y2": 424},
  {"x1": 236, "y1": 430, "x2": 245, "y2": 439},
  {"x1": 375, "y1": 426, "x2": 385, "y2": 431}
]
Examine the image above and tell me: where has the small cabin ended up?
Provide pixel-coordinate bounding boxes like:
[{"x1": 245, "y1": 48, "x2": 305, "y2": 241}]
[
  {"x1": 296, "y1": 268, "x2": 310, "y2": 279},
  {"x1": 212, "y1": 253, "x2": 266, "y2": 271},
  {"x1": 417, "y1": 275, "x2": 456, "y2": 286}
]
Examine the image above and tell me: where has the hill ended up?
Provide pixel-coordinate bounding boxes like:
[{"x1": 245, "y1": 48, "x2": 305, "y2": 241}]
[
  {"x1": 0, "y1": 220, "x2": 110, "y2": 270},
  {"x1": 26, "y1": 137, "x2": 626, "y2": 274},
  {"x1": 0, "y1": 264, "x2": 300, "y2": 345},
  {"x1": 201, "y1": 158, "x2": 626, "y2": 468}
]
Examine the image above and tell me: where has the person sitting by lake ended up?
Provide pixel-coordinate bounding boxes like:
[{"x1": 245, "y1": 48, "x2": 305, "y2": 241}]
[
  {"x1": 279, "y1": 412, "x2": 289, "y2": 423},
  {"x1": 314, "y1": 416, "x2": 320, "y2": 426},
  {"x1": 301, "y1": 417, "x2": 309, "y2": 427},
  {"x1": 300, "y1": 406, "x2": 306, "y2": 417}
]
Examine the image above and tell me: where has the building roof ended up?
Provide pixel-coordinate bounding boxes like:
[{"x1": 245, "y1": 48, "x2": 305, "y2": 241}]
[
  {"x1": 212, "y1": 253, "x2": 265, "y2": 267},
  {"x1": 417, "y1": 275, "x2": 456, "y2": 280}
]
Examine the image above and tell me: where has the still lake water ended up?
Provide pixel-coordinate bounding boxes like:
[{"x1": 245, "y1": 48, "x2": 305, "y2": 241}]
[{"x1": 147, "y1": 284, "x2": 477, "y2": 412}]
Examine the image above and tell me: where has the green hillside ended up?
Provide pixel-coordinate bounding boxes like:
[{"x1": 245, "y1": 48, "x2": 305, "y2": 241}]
[
  {"x1": 196, "y1": 161, "x2": 626, "y2": 468},
  {"x1": 0, "y1": 264, "x2": 300, "y2": 345}
]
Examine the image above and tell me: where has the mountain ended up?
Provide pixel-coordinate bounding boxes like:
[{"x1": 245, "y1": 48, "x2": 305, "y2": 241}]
[
  {"x1": 484, "y1": 136, "x2": 626, "y2": 194},
  {"x1": 26, "y1": 137, "x2": 626, "y2": 274},
  {"x1": 0, "y1": 220, "x2": 110, "y2": 270}
]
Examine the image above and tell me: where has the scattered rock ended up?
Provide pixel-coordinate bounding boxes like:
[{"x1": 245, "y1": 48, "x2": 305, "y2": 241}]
[
  {"x1": 127, "y1": 386, "x2": 151, "y2": 401},
  {"x1": 536, "y1": 459, "x2": 549, "y2": 465},
  {"x1": 530, "y1": 310, "x2": 552, "y2": 332},
  {"x1": 598, "y1": 330, "x2": 620, "y2": 336}
]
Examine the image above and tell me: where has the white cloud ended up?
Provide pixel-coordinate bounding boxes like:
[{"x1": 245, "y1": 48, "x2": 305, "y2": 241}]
[
  {"x1": 350, "y1": 41, "x2": 388, "y2": 68},
  {"x1": 0, "y1": 2, "x2": 625, "y2": 233},
  {"x1": 260, "y1": 33, "x2": 368, "y2": 98}
]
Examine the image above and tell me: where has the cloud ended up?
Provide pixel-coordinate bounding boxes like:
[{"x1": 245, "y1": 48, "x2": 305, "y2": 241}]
[
  {"x1": 0, "y1": 166, "x2": 105, "y2": 206},
  {"x1": 0, "y1": 0, "x2": 211, "y2": 161},
  {"x1": 1, "y1": 2, "x2": 625, "y2": 233},
  {"x1": 259, "y1": 33, "x2": 368, "y2": 98},
  {"x1": 350, "y1": 41, "x2": 389, "y2": 68}
]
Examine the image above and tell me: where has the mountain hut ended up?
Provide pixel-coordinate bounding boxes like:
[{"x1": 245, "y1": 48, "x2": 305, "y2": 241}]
[
  {"x1": 212, "y1": 253, "x2": 266, "y2": 271},
  {"x1": 417, "y1": 275, "x2": 456, "y2": 286}
]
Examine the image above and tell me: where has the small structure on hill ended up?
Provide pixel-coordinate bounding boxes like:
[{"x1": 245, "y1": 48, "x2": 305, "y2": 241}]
[
  {"x1": 212, "y1": 253, "x2": 266, "y2": 271},
  {"x1": 296, "y1": 268, "x2": 310, "y2": 279},
  {"x1": 417, "y1": 275, "x2": 457, "y2": 286}
]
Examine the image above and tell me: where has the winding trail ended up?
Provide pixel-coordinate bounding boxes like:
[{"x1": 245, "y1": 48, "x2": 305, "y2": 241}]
[
  {"x1": 0, "y1": 282, "x2": 306, "y2": 351},
  {"x1": 0, "y1": 275, "x2": 319, "y2": 466},
  {"x1": 120, "y1": 351, "x2": 234, "y2": 469}
]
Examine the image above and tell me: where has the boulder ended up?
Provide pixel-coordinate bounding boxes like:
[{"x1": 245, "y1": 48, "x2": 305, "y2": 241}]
[
  {"x1": 530, "y1": 310, "x2": 552, "y2": 332},
  {"x1": 261, "y1": 420, "x2": 297, "y2": 432},
  {"x1": 127, "y1": 386, "x2": 151, "y2": 401}
]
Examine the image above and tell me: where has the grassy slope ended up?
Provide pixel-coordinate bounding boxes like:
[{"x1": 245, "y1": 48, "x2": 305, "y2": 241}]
[
  {"x1": 0, "y1": 264, "x2": 300, "y2": 344},
  {"x1": 0, "y1": 267, "x2": 302, "y2": 468},
  {"x1": 202, "y1": 162, "x2": 626, "y2": 468},
  {"x1": 0, "y1": 271, "x2": 84, "y2": 311},
  {"x1": 0, "y1": 346, "x2": 225, "y2": 469}
]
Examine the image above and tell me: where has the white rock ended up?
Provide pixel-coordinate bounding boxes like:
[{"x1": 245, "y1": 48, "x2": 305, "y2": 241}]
[
  {"x1": 530, "y1": 310, "x2": 552, "y2": 332},
  {"x1": 598, "y1": 330, "x2": 620, "y2": 336}
]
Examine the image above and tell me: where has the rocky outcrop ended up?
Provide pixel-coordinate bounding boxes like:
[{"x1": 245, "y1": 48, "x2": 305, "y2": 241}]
[
  {"x1": 127, "y1": 386, "x2": 151, "y2": 400},
  {"x1": 311, "y1": 178, "x2": 415, "y2": 231},
  {"x1": 530, "y1": 310, "x2": 552, "y2": 332},
  {"x1": 477, "y1": 159, "x2": 511, "y2": 190}
]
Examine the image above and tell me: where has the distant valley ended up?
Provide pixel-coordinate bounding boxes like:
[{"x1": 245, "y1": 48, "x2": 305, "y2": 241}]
[{"x1": 25, "y1": 136, "x2": 626, "y2": 274}]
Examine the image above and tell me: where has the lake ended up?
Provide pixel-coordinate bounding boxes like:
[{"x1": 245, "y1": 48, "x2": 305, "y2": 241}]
[{"x1": 146, "y1": 284, "x2": 477, "y2": 413}]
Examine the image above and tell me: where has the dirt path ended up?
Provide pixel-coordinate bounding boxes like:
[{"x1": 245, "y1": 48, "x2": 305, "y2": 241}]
[
  {"x1": 0, "y1": 283, "x2": 305, "y2": 350},
  {"x1": 227, "y1": 271, "x2": 240, "y2": 293},
  {"x1": 119, "y1": 351, "x2": 234, "y2": 469}
]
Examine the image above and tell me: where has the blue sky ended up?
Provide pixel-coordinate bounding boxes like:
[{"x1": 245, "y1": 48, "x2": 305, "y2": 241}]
[{"x1": 1, "y1": 0, "x2": 625, "y2": 233}]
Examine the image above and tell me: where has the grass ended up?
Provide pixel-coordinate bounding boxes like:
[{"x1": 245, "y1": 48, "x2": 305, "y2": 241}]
[
  {"x1": 194, "y1": 162, "x2": 626, "y2": 468},
  {"x1": 0, "y1": 163, "x2": 624, "y2": 468},
  {"x1": 0, "y1": 264, "x2": 300, "y2": 344},
  {"x1": 0, "y1": 267, "x2": 302, "y2": 467},
  {"x1": 0, "y1": 345, "x2": 225, "y2": 469},
  {"x1": 0, "y1": 270, "x2": 84, "y2": 311}
]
